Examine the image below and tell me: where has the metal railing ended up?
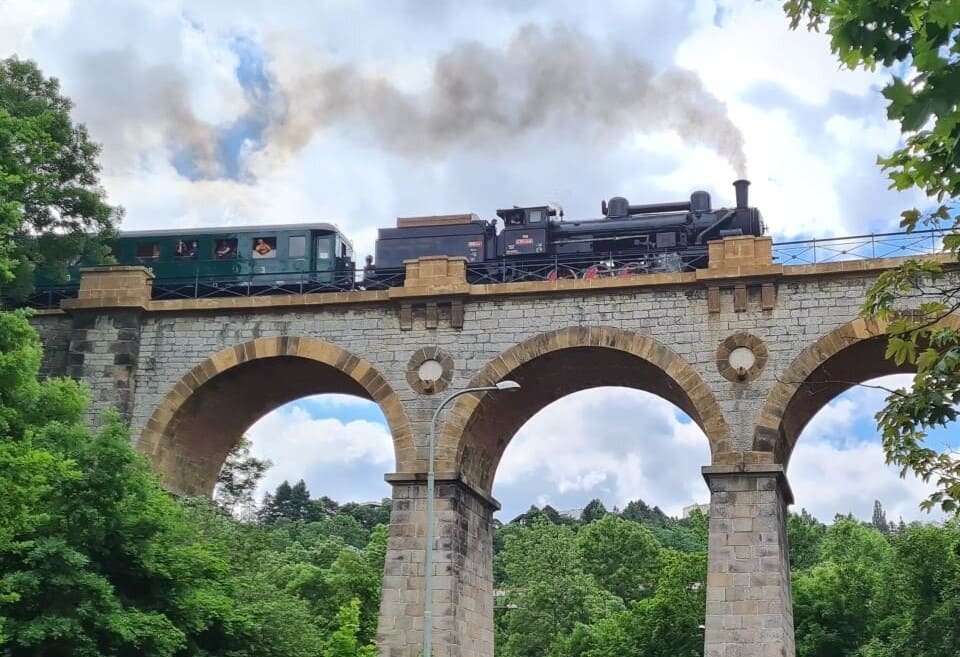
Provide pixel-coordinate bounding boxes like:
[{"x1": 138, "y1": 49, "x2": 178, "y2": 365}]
[
  {"x1": 465, "y1": 248, "x2": 706, "y2": 284},
  {"x1": 771, "y1": 228, "x2": 948, "y2": 265},
  {"x1": 149, "y1": 268, "x2": 362, "y2": 301},
  {"x1": 8, "y1": 228, "x2": 952, "y2": 309}
]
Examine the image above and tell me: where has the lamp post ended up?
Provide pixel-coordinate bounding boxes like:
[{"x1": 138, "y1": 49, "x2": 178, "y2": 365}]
[{"x1": 423, "y1": 380, "x2": 521, "y2": 657}]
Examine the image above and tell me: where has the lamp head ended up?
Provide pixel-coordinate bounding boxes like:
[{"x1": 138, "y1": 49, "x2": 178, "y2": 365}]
[{"x1": 495, "y1": 380, "x2": 521, "y2": 391}]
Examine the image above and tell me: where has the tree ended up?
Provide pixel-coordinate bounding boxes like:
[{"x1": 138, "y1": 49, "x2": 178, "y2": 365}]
[
  {"x1": 214, "y1": 436, "x2": 271, "y2": 518},
  {"x1": 0, "y1": 311, "x2": 287, "y2": 656},
  {"x1": 621, "y1": 498, "x2": 668, "y2": 524},
  {"x1": 792, "y1": 519, "x2": 894, "y2": 657},
  {"x1": 872, "y1": 499, "x2": 891, "y2": 534},
  {"x1": 580, "y1": 498, "x2": 608, "y2": 523},
  {"x1": 0, "y1": 57, "x2": 120, "y2": 299},
  {"x1": 788, "y1": 509, "x2": 828, "y2": 570},
  {"x1": 324, "y1": 599, "x2": 376, "y2": 657},
  {"x1": 560, "y1": 550, "x2": 706, "y2": 657},
  {"x1": 259, "y1": 479, "x2": 316, "y2": 523},
  {"x1": 496, "y1": 520, "x2": 622, "y2": 657},
  {"x1": 338, "y1": 499, "x2": 392, "y2": 530},
  {"x1": 784, "y1": 1, "x2": 960, "y2": 514},
  {"x1": 576, "y1": 515, "x2": 662, "y2": 603}
]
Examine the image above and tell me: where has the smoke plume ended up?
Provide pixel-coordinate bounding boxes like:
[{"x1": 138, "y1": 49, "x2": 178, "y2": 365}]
[
  {"x1": 83, "y1": 25, "x2": 748, "y2": 181},
  {"x1": 265, "y1": 24, "x2": 748, "y2": 178}
]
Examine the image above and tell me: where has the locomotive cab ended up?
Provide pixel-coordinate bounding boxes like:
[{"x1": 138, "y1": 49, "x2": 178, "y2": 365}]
[{"x1": 496, "y1": 206, "x2": 553, "y2": 256}]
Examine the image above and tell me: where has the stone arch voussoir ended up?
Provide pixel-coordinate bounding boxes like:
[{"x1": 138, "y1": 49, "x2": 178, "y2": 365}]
[
  {"x1": 754, "y1": 314, "x2": 960, "y2": 465},
  {"x1": 137, "y1": 336, "x2": 413, "y2": 496},
  {"x1": 437, "y1": 326, "x2": 731, "y2": 495}
]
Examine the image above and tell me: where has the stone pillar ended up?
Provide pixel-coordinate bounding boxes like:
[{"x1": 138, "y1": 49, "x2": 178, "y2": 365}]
[
  {"x1": 378, "y1": 474, "x2": 498, "y2": 657},
  {"x1": 702, "y1": 463, "x2": 795, "y2": 657},
  {"x1": 61, "y1": 267, "x2": 154, "y2": 427}
]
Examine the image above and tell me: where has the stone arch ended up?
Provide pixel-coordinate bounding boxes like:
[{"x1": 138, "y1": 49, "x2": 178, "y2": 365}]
[
  {"x1": 435, "y1": 326, "x2": 731, "y2": 496},
  {"x1": 137, "y1": 336, "x2": 413, "y2": 496},
  {"x1": 753, "y1": 314, "x2": 960, "y2": 465}
]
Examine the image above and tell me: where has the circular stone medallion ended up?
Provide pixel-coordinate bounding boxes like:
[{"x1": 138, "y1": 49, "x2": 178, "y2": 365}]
[
  {"x1": 406, "y1": 347, "x2": 454, "y2": 395},
  {"x1": 716, "y1": 333, "x2": 768, "y2": 382}
]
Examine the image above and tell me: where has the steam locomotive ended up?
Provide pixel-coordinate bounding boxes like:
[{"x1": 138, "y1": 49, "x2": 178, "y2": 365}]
[{"x1": 368, "y1": 179, "x2": 764, "y2": 284}]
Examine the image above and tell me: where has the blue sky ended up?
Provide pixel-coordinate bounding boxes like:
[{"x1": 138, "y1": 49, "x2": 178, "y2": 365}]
[{"x1": 1, "y1": 0, "x2": 949, "y2": 522}]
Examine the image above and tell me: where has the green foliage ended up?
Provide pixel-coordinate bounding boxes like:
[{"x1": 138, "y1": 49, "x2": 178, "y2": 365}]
[
  {"x1": 496, "y1": 520, "x2": 623, "y2": 657},
  {"x1": 0, "y1": 57, "x2": 120, "y2": 298},
  {"x1": 214, "y1": 436, "x2": 271, "y2": 518},
  {"x1": 788, "y1": 509, "x2": 828, "y2": 570},
  {"x1": 325, "y1": 599, "x2": 376, "y2": 657},
  {"x1": 258, "y1": 479, "x2": 316, "y2": 523},
  {"x1": 0, "y1": 309, "x2": 391, "y2": 655},
  {"x1": 580, "y1": 498, "x2": 609, "y2": 523},
  {"x1": 784, "y1": 0, "x2": 960, "y2": 516},
  {"x1": 1, "y1": 311, "x2": 234, "y2": 656},
  {"x1": 576, "y1": 515, "x2": 661, "y2": 603}
]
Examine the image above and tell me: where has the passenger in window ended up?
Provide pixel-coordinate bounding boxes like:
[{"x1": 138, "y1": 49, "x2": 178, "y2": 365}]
[
  {"x1": 215, "y1": 240, "x2": 234, "y2": 259},
  {"x1": 253, "y1": 239, "x2": 274, "y2": 258},
  {"x1": 188, "y1": 241, "x2": 198, "y2": 259},
  {"x1": 151, "y1": 244, "x2": 160, "y2": 260},
  {"x1": 175, "y1": 240, "x2": 188, "y2": 258}
]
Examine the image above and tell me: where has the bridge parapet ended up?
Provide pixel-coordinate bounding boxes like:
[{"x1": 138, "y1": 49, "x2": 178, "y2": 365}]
[
  {"x1": 703, "y1": 235, "x2": 779, "y2": 277},
  {"x1": 61, "y1": 265, "x2": 154, "y2": 311}
]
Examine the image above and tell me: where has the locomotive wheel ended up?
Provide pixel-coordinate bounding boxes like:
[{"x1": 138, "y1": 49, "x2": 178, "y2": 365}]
[
  {"x1": 583, "y1": 264, "x2": 617, "y2": 279},
  {"x1": 547, "y1": 266, "x2": 578, "y2": 281}
]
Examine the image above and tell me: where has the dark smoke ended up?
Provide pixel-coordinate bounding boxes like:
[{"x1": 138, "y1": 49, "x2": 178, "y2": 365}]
[
  {"x1": 268, "y1": 24, "x2": 748, "y2": 177},
  {"x1": 89, "y1": 25, "x2": 748, "y2": 180}
]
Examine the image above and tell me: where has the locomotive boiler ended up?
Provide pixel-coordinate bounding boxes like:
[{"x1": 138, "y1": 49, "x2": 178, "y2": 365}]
[{"x1": 371, "y1": 179, "x2": 764, "y2": 282}]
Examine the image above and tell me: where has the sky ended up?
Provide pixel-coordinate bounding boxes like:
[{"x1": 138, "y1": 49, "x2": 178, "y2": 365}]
[{"x1": 1, "y1": 0, "x2": 949, "y2": 522}]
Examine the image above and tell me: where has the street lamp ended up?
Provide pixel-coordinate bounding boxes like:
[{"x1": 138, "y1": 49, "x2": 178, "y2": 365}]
[{"x1": 423, "y1": 380, "x2": 521, "y2": 657}]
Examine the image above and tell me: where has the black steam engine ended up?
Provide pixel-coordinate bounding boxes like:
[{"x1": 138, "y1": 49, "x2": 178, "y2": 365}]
[{"x1": 369, "y1": 180, "x2": 764, "y2": 284}]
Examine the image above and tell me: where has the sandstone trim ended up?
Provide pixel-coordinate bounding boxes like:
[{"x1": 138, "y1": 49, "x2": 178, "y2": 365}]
[
  {"x1": 753, "y1": 314, "x2": 960, "y2": 464},
  {"x1": 136, "y1": 336, "x2": 413, "y2": 495},
  {"x1": 436, "y1": 325, "x2": 734, "y2": 495}
]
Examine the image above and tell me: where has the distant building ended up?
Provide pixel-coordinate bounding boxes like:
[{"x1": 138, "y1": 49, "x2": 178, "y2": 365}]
[{"x1": 682, "y1": 503, "x2": 710, "y2": 518}]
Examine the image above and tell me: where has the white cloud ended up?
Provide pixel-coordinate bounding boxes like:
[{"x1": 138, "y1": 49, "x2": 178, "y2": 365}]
[
  {"x1": 494, "y1": 387, "x2": 713, "y2": 518},
  {"x1": 678, "y1": 0, "x2": 882, "y2": 104},
  {"x1": 246, "y1": 403, "x2": 393, "y2": 500},
  {"x1": 789, "y1": 436, "x2": 940, "y2": 523}
]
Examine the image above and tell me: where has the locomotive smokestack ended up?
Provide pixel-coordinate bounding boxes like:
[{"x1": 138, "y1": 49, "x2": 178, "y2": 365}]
[{"x1": 733, "y1": 179, "x2": 750, "y2": 209}]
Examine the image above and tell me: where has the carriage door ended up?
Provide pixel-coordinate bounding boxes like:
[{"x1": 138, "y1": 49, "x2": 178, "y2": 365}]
[
  {"x1": 314, "y1": 234, "x2": 335, "y2": 281},
  {"x1": 289, "y1": 235, "x2": 307, "y2": 272}
]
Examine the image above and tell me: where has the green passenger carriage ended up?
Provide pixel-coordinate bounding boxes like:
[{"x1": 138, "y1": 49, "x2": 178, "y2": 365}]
[{"x1": 41, "y1": 223, "x2": 356, "y2": 299}]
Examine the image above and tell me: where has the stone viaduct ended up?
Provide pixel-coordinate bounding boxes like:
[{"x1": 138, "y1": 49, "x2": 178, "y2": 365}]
[{"x1": 28, "y1": 235, "x2": 957, "y2": 657}]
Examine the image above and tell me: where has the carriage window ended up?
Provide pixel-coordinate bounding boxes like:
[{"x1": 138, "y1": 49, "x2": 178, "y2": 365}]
[
  {"x1": 136, "y1": 242, "x2": 160, "y2": 260},
  {"x1": 174, "y1": 240, "x2": 198, "y2": 260},
  {"x1": 317, "y1": 237, "x2": 332, "y2": 260},
  {"x1": 214, "y1": 239, "x2": 237, "y2": 259},
  {"x1": 252, "y1": 237, "x2": 277, "y2": 259},
  {"x1": 289, "y1": 236, "x2": 306, "y2": 258}
]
